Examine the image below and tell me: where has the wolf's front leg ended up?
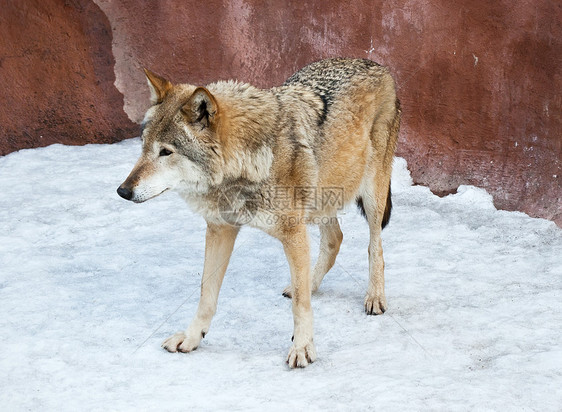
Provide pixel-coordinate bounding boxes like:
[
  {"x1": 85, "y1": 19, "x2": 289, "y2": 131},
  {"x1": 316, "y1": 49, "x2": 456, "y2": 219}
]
[
  {"x1": 281, "y1": 224, "x2": 316, "y2": 368},
  {"x1": 162, "y1": 223, "x2": 239, "y2": 353}
]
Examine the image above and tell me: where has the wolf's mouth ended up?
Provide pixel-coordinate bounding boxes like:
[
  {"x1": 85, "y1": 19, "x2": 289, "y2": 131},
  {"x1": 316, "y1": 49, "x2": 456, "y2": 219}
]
[{"x1": 132, "y1": 188, "x2": 170, "y2": 203}]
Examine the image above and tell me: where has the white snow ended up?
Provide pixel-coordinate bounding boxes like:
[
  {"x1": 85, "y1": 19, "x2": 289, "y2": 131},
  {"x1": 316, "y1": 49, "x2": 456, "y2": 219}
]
[{"x1": 0, "y1": 139, "x2": 561, "y2": 410}]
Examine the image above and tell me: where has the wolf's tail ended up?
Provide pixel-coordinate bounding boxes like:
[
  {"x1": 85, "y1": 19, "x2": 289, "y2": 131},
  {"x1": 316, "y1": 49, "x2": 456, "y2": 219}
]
[
  {"x1": 356, "y1": 183, "x2": 392, "y2": 229},
  {"x1": 381, "y1": 184, "x2": 392, "y2": 229}
]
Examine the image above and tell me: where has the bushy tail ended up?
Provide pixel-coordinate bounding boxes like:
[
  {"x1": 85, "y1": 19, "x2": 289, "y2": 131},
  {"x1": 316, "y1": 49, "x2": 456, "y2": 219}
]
[
  {"x1": 356, "y1": 183, "x2": 392, "y2": 229},
  {"x1": 381, "y1": 184, "x2": 392, "y2": 229}
]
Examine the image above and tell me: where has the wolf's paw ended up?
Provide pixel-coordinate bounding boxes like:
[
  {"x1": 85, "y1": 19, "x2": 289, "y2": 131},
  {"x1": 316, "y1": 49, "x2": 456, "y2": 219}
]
[
  {"x1": 286, "y1": 340, "x2": 317, "y2": 368},
  {"x1": 364, "y1": 293, "x2": 387, "y2": 315},
  {"x1": 161, "y1": 331, "x2": 201, "y2": 353}
]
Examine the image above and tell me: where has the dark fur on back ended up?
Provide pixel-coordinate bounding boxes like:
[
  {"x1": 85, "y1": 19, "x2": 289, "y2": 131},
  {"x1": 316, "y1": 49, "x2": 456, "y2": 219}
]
[
  {"x1": 357, "y1": 184, "x2": 392, "y2": 229},
  {"x1": 283, "y1": 58, "x2": 381, "y2": 108}
]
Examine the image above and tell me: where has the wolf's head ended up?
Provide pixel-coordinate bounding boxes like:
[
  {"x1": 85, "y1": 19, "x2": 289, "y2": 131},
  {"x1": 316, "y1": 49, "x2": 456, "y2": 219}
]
[{"x1": 117, "y1": 69, "x2": 225, "y2": 203}]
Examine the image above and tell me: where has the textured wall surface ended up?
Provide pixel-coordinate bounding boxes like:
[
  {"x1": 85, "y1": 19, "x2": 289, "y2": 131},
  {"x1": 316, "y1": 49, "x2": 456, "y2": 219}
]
[
  {"x1": 1, "y1": 1, "x2": 560, "y2": 225},
  {"x1": 0, "y1": 0, "x2": 136, "y2": 155}
]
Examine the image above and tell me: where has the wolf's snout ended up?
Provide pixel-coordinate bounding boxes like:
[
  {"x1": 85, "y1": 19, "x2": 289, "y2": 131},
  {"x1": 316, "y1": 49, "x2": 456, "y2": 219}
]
[{"x1": 117, "y1": 185, "x2": 133, "y2": 200}]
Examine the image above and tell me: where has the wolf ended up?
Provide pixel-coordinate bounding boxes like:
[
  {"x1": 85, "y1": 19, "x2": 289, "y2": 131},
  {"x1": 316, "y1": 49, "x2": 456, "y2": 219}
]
[{"x1": 117, "y1": 58, "x2": 401, "y2": 368}]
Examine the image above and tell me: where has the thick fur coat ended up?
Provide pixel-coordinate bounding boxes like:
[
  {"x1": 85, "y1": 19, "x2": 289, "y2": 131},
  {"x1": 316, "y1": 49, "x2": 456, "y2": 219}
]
[{"x1": 117, "y1": 58, "x2": 401, "y2": 368}]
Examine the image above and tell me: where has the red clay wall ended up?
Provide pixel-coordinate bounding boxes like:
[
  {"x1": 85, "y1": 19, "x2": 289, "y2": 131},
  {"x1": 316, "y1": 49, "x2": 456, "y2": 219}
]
[
  {"x1": 1, "y1": 1, "x2": 560, "y2": 225},
  {"x1": 0, "y1": 0, "x2": 137, "y2": 155}
]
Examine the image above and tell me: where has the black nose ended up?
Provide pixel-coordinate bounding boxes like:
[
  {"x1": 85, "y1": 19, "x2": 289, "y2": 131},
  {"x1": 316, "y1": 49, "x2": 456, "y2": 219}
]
[{"x1": 117, "y1": 186, "x2": 133, "y2": 200}]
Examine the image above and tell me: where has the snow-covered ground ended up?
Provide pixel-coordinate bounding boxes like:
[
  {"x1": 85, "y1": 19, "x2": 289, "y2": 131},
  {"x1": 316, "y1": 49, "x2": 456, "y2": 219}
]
[{"x1": 1, "y1": 139, "x2": 560, "y2": 410}]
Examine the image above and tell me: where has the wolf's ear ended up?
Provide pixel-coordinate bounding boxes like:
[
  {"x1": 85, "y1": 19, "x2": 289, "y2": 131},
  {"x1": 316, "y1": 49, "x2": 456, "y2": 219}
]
[
  {"x1": 144, "y1": 68, "x2": 172, "y2": 105},
  {"x1": 181, "y1": 87, "x2": 219, "y2": 129}
]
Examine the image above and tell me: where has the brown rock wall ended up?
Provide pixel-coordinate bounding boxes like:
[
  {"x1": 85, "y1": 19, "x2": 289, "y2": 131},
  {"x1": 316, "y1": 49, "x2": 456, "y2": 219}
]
[{"x1": 0, "y1": 0, "x2": 136, "y2": 155}]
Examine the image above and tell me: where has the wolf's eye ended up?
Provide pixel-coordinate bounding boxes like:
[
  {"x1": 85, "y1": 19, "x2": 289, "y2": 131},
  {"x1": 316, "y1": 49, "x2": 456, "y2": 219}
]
[{"x1": 159, "y1": 148, "x2": 173, "y2": 157}]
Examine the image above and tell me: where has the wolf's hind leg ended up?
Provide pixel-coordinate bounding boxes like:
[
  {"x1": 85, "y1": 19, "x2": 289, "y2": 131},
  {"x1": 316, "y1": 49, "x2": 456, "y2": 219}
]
[
  {"x1": 362, "y1": 98, "x2": 399, "y2": 315},
  {"x1": 162, "y1": 223, "x2": 239, "y2": 353},
  {"x1": 311, "y1": 219, "x2": 343, "y2": 292},
  {"x1": 282, "y1": 219, "x2": 342, "y2": 298},
  {"x1": 360, "y1": 176, "x2": 391, "y2": 315}
]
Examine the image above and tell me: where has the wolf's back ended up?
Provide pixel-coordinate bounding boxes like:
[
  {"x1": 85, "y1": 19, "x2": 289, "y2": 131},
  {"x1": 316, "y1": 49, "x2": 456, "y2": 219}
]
[{"x1": 283, "y1": 58, "x2": 389, "y2": 107}]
